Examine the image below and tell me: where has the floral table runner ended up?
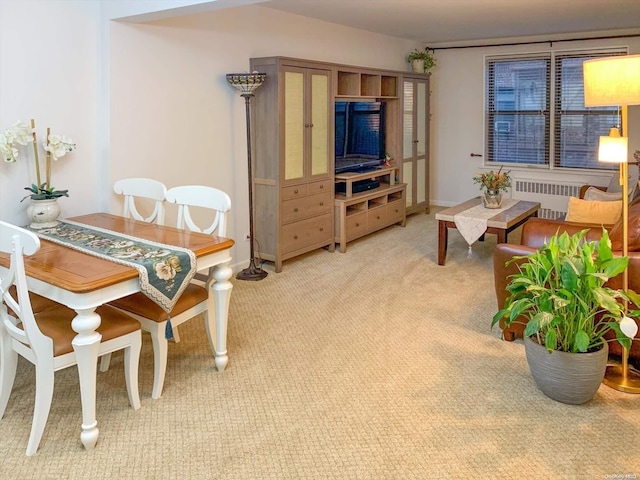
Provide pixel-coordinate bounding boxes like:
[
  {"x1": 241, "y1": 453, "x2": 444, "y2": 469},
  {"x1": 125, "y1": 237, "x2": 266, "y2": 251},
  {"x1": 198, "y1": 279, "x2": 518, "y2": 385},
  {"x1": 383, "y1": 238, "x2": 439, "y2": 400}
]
[
  {"x1": 453, "y1": 199, "x2": 517, "y2": 256},
  {"x1": 27, "y1": 220, "x2": 197, "y2": 315}
]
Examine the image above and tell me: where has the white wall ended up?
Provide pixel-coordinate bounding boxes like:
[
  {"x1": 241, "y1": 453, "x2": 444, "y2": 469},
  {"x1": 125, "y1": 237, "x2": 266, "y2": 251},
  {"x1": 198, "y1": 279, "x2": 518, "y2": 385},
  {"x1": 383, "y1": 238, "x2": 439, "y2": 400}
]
[
  {"x1": 0, "y1": 0, "x2": 101, "y2": 225},
  {"x1": 430, "y1": 35, "x2": 640, "y2": 207},
  {"x1": 108, "y1": 5, "x2": 417, "y2": 271}
]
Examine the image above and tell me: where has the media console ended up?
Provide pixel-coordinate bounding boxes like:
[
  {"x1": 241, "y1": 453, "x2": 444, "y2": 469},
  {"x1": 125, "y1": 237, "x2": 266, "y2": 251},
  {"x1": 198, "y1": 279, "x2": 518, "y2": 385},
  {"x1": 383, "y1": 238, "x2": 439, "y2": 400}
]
[{"x1": 334, "y1": 167, "x2": 406, "y2": 252}]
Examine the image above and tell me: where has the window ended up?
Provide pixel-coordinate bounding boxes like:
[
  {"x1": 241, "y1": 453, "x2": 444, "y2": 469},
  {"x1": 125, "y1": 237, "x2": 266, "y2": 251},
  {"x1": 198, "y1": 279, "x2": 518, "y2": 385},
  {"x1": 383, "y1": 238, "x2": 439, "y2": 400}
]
[{"x1": 485, "y1": 50, "x2": 626, "y2": 170}]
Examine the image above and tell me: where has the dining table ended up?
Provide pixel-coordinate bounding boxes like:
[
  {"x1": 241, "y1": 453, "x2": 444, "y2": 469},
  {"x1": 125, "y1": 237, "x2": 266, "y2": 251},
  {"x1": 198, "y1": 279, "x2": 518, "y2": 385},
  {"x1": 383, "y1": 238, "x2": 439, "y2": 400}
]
[{"x1": 0, "y1": 212, "x2": 235, "y2": 451}]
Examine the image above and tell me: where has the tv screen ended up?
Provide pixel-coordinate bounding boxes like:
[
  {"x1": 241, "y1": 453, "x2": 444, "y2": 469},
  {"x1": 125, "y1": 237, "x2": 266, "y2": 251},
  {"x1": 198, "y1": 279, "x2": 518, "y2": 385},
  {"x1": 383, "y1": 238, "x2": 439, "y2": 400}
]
[{"x1": 335, "y1": 101, "x2": 386, "y2": 173}]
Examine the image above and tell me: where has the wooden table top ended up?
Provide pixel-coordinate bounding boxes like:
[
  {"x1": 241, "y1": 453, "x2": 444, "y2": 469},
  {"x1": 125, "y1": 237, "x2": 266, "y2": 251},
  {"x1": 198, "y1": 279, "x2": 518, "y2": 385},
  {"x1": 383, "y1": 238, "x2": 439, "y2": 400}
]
[
  {"x1": 435, "y1": 197, "x2": 540, "y2": 229},
  {"x1": 0, "y1": 213, "x2": 235, "y2": 293}
]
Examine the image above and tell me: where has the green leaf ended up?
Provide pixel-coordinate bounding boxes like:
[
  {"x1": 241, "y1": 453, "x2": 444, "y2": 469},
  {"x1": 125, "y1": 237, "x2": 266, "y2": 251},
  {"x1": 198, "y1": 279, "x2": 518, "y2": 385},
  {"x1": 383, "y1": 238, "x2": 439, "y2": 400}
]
[
  {"x1": 627, "y1": 289, "x2": 640, "y2": 308},
  {"x1": 524, "y1": 318, "x2": 540, "y2": 337},
  {"x1": 593, "y1": 287, "x2": 623, "y2": 314},
  {"x1": 602, "y1": 257, "x2": 628, "y2": 279},
  {"x1": 545, "y1": 329, "x2": 557, "y2": 352},
  {"x1": 575, "y1": 330, "x2": 590, "y2": 352},
  {"x1": 491, "y1": 309, "x2": 508, "y2": 329}
]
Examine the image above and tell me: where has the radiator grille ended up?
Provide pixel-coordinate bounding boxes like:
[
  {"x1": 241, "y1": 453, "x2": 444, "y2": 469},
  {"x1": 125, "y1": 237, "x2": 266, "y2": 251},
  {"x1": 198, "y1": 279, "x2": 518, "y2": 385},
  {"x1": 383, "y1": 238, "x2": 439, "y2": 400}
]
[
  {"x1": 512, "y1": 179, "x2": 583, "y2": 220},
  {"x1": 514, "y1": 180, "x2": 580, "y2": 198},
  {"x1": 538, "y1": 208, "x2": 565, "y2": 220}
]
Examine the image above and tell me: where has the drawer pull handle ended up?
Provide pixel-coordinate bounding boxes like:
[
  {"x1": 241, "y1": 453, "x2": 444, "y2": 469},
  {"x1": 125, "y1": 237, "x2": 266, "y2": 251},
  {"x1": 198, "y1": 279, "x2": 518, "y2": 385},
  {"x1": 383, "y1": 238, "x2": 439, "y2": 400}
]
[
  {"x1": 319, "y1": 184, "x2": 323, "y2": 189},
  {"x1": 356, "y1": 223, "x2": 360, "y2": 227},
  {"x1": 320, "y1": 201, "x2": 324, "y2": 206},
  {"x1": 377, "y1": 216, "x2": 380, "y2": 220},
  {"x1": 320, "y1": 227, "x2": 324, "y2": 232},
  {"x1": 294, "y1": 189, "x2": 298, "y2": 194},
  {"x1": 294, "y1": 207, "x2": 298, "y2": 212},
  {"x1": 294, "y1": 235, "x2": 298, "y2": 240}
]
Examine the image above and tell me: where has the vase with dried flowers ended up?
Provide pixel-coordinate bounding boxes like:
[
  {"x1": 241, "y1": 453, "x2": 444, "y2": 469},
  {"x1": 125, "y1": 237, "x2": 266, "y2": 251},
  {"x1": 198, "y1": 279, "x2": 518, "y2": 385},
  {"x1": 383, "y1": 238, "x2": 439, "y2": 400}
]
[
  {"x1": 0, "y1": 119, "x2": 76, "y2": 227},
  {"x1": 472, "y1": 166, "x2": 512, "y2": 209}
]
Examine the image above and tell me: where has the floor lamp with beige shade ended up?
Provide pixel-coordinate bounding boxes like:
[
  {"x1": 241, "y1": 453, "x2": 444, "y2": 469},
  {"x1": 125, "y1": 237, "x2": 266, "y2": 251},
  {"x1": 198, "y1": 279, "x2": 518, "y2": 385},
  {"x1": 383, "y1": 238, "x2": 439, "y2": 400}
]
[{"x1": 583, "y1": 54, "x2": 640, "y2": 393}]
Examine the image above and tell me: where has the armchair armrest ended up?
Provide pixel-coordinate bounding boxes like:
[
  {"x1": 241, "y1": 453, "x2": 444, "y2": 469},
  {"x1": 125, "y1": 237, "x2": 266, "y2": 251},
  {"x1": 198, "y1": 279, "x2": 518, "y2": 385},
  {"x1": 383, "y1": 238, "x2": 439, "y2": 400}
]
[{"x1": 520, "y1": 217, "x2": 605, "y2": 249}]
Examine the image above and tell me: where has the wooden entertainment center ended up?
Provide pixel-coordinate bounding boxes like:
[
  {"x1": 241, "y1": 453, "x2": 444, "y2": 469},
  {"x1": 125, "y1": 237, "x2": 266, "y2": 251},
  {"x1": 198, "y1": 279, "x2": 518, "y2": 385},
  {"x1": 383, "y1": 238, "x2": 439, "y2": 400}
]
[{"x1": 249, "y1": 56, "x2": 429, "y2": 272}]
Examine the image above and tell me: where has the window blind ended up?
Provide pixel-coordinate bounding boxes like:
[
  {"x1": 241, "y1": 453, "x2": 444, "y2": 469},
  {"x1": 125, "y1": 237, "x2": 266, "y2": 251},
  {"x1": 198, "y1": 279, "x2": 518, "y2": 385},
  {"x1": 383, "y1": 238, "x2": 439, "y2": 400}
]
[
  {"x1": 553, "y1": 51, "x2": 624, "y2": 170},
  {"x1": 486, "y1": 55, "x2": 550, "y2": 166},
  {"x1": 485, "y1": 49, "x2": 627, "y2": 171}
]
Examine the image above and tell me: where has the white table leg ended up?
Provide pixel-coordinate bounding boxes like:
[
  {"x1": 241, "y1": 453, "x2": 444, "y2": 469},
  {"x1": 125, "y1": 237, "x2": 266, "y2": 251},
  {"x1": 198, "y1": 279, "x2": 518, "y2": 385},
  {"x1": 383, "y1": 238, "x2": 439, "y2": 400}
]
[
  {"x1": 208, "y1": 263, "x2": 233, "y2": 371},
  {"x1": 71, "y1": 307, "x2": 102, "y2": 451}
]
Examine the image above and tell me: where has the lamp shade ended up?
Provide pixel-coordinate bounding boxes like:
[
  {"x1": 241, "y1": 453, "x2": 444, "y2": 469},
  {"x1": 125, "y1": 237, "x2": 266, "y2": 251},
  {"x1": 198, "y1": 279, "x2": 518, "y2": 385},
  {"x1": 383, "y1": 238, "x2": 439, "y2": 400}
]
[
  {"x1": 583, "y1": 54, "x2": 640, "y2": 107},
  {"x1": 598, "y1": 134, "x2": 628, "y2": 164},
  {"x1": 226, "y1": 73, "x2": 266, "y2": 95}
]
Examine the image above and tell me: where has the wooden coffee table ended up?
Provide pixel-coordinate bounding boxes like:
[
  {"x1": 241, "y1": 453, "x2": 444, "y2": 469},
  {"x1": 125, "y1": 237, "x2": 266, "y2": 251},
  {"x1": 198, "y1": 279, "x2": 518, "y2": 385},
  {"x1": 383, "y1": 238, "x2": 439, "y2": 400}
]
[{"x1": 435, "y1": 197, "x2": 540, "y2": 265}]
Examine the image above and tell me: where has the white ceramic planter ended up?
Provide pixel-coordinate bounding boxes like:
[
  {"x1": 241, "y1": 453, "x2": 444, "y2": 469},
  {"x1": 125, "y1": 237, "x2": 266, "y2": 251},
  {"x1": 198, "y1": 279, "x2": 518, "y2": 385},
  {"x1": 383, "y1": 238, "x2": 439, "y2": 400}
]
[
  {"x1": 411, "y1": 59, "x2": 424, "y2": 73},
  {"x1": 26, "y1": 198, "x2": 61, "y2": 229}
]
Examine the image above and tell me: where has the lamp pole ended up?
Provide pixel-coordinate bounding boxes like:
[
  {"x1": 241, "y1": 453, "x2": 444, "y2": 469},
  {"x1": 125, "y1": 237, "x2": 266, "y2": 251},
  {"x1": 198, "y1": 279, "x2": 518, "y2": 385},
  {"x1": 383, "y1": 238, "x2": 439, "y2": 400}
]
[
  {"x1": 227, "y1": 73, "x2": 268, "y2": 281},
  {"x1": 584, "y1": 54, "x2": 640, "y2": 393}
]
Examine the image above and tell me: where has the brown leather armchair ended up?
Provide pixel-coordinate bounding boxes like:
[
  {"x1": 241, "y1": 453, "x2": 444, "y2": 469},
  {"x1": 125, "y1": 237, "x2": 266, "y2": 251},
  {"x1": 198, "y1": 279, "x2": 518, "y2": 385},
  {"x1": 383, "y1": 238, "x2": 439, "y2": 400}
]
[{"x1": 493, "y1": 202, "x2": 640, "y2": 368}]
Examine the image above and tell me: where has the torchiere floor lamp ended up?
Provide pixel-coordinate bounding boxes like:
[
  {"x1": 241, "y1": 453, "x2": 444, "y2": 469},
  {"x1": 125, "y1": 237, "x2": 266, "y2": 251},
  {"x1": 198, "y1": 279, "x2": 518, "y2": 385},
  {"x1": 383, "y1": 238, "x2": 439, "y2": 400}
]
[
  {"x1": 227, "y1": 72, "x2": 268, "y2": 281},
  {"x1": 583, "y1": 54, "x2": 640, "y2": 393}
]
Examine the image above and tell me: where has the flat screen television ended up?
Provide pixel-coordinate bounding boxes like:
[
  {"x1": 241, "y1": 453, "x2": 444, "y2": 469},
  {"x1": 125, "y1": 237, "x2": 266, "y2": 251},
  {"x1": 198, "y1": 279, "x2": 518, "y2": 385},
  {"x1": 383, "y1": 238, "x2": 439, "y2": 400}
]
[{"x1": 334, "y1": 101, "x2": 386, "y2": 173}]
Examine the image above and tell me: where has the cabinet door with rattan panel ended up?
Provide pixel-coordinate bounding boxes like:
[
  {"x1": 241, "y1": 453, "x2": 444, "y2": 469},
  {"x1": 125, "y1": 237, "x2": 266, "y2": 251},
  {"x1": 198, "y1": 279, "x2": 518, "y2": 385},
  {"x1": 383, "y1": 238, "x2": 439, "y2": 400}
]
[{"x1": 250, "y1": 57, "x2": 334, "y2": 272}]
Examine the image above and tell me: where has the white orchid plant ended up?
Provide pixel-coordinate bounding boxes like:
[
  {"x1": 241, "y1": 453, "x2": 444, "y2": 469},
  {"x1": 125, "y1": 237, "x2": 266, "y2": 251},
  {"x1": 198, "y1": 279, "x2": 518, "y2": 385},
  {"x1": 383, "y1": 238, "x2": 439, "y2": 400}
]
[{"x1": 0, "y1": 119, "x2": 76, "y2": 200}]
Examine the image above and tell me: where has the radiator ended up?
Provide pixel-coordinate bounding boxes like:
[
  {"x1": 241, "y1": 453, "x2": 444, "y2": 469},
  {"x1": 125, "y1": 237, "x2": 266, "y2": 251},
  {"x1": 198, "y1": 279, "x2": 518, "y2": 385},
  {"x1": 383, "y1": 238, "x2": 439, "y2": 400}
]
[{"x1": 510, "y1": 177, "x2": 584, "y2": 219}]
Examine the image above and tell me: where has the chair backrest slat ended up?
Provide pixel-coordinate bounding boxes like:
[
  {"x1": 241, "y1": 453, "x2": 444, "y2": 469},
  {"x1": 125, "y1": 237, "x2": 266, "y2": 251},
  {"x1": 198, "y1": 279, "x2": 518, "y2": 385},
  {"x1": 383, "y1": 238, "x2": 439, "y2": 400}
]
[
  {"x1": 165, "y1": 185, "x2": 231, "y2": 236},
  {"x1": 114, "y1": 178, "x2": 167, "y2": 225}
]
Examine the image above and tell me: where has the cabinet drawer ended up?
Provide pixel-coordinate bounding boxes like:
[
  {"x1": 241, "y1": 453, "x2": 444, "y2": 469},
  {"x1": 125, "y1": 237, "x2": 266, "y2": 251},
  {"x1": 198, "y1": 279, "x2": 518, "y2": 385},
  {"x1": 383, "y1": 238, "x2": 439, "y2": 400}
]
[
  {"x1": 386, "y1": 199, "x2": 404, "y2": 223},
  {"x1": 345, "y1": 212, "x2": 367, "y2": 241},
  {"x1": 308, "y1": 179, "x2": 332, "y2": 196},
  {"x1": 281, "y1": 191, "x2": 332, "y2": 224},
  {"x1": 282, "y1": 184, "x2": 308, "y2": 201},
  {"x1": 281, "y1": 213, "x2": 333, "y2": 254},
  {"x1": 367, "y1": 206, "x2": 387, "y2": 231}
]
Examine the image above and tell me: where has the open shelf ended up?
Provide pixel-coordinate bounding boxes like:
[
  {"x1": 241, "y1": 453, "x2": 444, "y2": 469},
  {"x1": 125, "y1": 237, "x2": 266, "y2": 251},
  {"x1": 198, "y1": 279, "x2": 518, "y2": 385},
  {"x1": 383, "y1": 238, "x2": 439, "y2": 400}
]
[
  {"x1": 334, "y1": 166, "x2": 398, "y2": 198},
  {"x1": 346, "y1": 201, "x2": 367, "y2": 216},
  {"x1": 336, "y1": 70, "x2": 399, "y2": 98}
]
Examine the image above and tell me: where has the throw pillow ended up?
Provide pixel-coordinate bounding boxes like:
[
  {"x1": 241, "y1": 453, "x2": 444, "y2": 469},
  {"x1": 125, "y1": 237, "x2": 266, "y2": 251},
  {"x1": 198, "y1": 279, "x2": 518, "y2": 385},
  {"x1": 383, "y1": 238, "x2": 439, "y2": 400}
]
[
  {"x1": 565, "y1": 196, "x2": 622, "y2": 225},
  {"x1": 607, "y1": 164, "x2": 639, "y2": 199},
  {"x1": 583, "y1": 187, "x2": 623, "y2": 202}
]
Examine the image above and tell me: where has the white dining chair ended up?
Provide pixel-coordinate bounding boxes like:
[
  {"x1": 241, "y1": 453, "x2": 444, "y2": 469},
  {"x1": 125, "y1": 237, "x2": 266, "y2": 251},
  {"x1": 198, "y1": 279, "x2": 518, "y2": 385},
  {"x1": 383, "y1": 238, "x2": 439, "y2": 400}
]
[
  {"x1": 113, "y1": 177, "x2": 168, "y2": 225},
  {"x1": 108, "y1": 185, "x2": 231, "y2": 399},
  {"x1": 0, "y1": 221, "x2": 142, "y2": 456},
  {"x1": 100, "y1": 177, "x2": 168, "y2": 372}
]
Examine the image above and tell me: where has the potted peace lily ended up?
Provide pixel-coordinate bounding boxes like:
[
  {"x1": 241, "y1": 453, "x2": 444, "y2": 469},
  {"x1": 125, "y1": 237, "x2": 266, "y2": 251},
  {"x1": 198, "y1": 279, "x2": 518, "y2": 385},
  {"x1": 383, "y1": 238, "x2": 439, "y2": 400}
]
[
  {"x1": 492, "y1": 228, "x2": 639, "y2": 404},
  {"x1": 0, "y1": 119, "x2": 76, "y2": 228},
  {"x1": 407, "y1": 48, "x2": 436, "y2": 73}
]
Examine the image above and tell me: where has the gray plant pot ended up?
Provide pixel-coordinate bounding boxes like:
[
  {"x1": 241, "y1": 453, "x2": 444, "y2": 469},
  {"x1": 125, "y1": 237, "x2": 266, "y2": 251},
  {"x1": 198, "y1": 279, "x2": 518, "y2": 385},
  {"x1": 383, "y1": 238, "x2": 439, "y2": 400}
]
[{"x1": 524, "y1": 335, "x2": 608, "y2": 405}]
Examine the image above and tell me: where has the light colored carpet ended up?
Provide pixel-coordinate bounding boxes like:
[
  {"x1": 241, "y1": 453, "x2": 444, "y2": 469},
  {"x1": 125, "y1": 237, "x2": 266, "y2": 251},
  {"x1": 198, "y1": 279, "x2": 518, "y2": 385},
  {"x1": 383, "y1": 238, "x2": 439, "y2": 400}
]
[{"x1": 1, "y1": 209, "x2": 639, "y2": 479}]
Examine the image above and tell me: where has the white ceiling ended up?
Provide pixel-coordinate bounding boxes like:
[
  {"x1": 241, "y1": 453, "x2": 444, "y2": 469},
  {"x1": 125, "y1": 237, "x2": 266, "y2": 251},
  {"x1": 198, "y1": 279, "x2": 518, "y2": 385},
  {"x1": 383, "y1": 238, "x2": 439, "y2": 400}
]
[{"x1": 262, "y1": 0, "x2": 640, "y2": 45}]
